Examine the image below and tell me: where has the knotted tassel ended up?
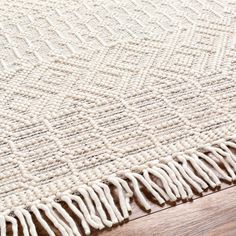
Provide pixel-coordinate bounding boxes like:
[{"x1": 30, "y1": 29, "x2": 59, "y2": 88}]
[
  {"x1": 125, "y1": 173, "x2": 151, "y2": 210},
  {"x1": 107, "y1": 177, "x2": 131, "y2": 219},
  {"x1": 15, "y1": 209, "x2": 30, "y2": 236},
  {"x1": 21, "y1": 209, "x2": 38, "y2": 236},
  {"x1": 146, "y1": 167, "x2": 177, "y2": 201},
  {"x1": 48, "y1": 204, "x2": 74, "y2": 236},
  {"x1": 97, "y1": 182, "x2": 124, "y2": 222},
  {"x1": 84, "y1": 186, "x2": 113, "y2": 227},
  {"x1": 172, "y1": 161, "x2": 204, "y2": 193},
  {"x1": 143, "y1": 169, "x2": 170, "y2": 201},
  {"x1": 152, "y1": 166, "x2": 180, "y2": 198},
  {"x1": 132, "y1": 173, "x2": 165, "y2": 204},
  {"x1": 191, "y1": 153, "x2": 221, "y2": 187},
  {"x1": 92, "y1": 184, "x2": 118, "y2": 224},
  {"x1": 37, "y1": 204, "x2": 69, "y2": 236},
  {"x1": 183, "y1": 155, "x2": 217, "y2": 188},
  {"x1": 177, "y1": 156, "x2": 208, "y2": 189},
  {"x1": 51, "y1": 202, "x2": 83, "y2": 236},
  {"x1": 206, "y1": 146, "x2": 236, "y2": 180},
  {"x1": 196, "y1": 151, "x2": 232, "y2": 182},
  {"x1": 62, "y1": 194, "x2": 102, "y2": 230},
  {"x1": 157, "y1": 163, "x2": 187, "y2": 199},
  {"x1": 168, "y1": 162, "x2": 193, "y2": 198},
  {"x1": 77, "y1": 187, "x2": 104, "y2": 228},
  {"x1": 31, "y1": 205, "x2": 56, "y2": 236},
  {"x1": 5, "y1": 216, "x2": 18, "y2": 236}
]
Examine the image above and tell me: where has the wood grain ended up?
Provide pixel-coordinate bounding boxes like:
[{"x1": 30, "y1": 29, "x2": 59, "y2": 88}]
[{"x1": 96, "y1": 186, "x2": 236, "y2": 236}]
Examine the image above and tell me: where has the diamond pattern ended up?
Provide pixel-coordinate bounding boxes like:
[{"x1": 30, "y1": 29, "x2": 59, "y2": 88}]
[{"x1": 0, "y1": 0, "x2": 236, "y2": 212}]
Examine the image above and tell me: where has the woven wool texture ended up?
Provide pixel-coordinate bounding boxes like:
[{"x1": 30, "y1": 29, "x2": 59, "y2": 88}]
[{"x1": 1, "y1": 0, "x2": 236, "y2": 234}]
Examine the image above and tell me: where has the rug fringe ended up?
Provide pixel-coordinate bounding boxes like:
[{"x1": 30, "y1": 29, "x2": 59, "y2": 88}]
[{"x1": 2, "y1": 138, "x2": 236, "y2": 235}]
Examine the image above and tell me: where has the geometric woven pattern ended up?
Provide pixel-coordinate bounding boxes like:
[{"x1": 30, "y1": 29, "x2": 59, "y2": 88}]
[
  {"x1": 0, "y1": 0, "x2": 236, "y2": 229},
  {"x1": 0, "y1": 0, "x2": 236, "y2": 69}
]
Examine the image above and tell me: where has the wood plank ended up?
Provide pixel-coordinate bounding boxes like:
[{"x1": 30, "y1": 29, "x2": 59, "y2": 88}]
[{"x1": 95, "y1": 186, "x2": 236, "y2": 236}]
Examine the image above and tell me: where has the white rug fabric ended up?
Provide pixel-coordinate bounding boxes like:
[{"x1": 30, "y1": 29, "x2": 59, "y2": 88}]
[{"x1": 0, "y1": 0, "x2": 236, "y2": 235}]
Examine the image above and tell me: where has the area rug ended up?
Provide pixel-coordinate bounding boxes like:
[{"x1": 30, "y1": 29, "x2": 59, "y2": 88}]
[{"x1": 1, "y1": 0, "x2": 236, "y2": 235}]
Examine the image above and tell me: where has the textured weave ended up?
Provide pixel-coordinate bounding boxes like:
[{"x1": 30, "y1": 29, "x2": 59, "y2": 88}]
[{"x1": 1, "y1": 0, "x2": 236, "y2": 233}]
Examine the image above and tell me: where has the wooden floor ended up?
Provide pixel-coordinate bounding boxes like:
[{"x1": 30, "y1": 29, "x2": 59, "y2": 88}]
[
  {"x1": 91, "y1": 184, "x2": 236, "y2": 236},
  {"x1": 7, "y1": 183, "x2": 236, "y2": 235},
  {"x1": 93, "y1": 185, "x2": 236, "y2": 236}
]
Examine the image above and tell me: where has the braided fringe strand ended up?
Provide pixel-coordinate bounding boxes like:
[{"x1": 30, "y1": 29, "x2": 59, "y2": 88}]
[{"x1": 2, "y1": 138, "x2": 236, "y2": 235}]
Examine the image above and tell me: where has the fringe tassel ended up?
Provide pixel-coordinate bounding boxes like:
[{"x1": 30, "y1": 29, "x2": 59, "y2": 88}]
[
  {"x1": 51, "y1": 202, "x2": 82, "y2": 236},
  {"x1": 107, "y1": 176, "x2": 133, "y2": 218},
  {"x1": 14, "y1": 210, "x2": 30, "y2": 236},
  {"x1": 31, "y1": 206, "x2": 56, "y2": 236},
  {"x1": 2, "y1": 139, "x2": 236, "y2": 235},
  {"x1": 5, "y1": 216, "x2": 18, "y2": 236},
  {"x1": 76, "y1": 187, "x2": 104, "y2": 228},
  {"x1": 0, "y1": 215, "x2": 6, "y2": 236}
]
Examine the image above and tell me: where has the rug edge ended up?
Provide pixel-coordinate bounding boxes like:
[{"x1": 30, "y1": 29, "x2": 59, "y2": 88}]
[{"x1": 2, "y1": 135, "x2": 236, "y2": 235}]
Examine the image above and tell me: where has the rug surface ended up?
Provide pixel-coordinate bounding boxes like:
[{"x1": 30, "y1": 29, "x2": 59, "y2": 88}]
[{"x1": 0, "y1": 0, "x2": 236, "y2": 235}]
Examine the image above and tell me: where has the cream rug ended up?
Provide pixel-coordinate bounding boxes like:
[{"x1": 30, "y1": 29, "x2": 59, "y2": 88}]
[{"x1": 1, "y1": 0, "x2": 236, "y2": 235}]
